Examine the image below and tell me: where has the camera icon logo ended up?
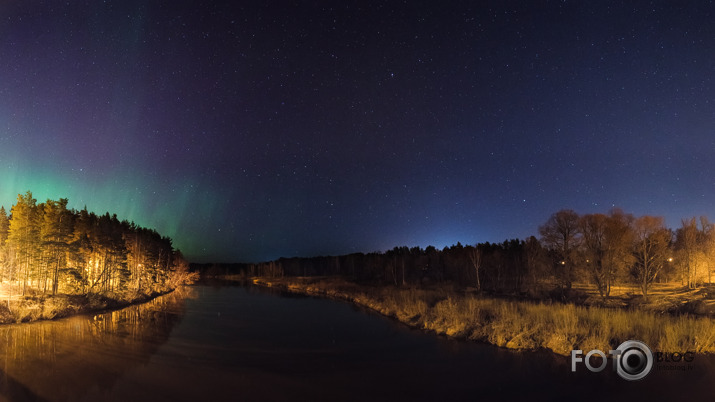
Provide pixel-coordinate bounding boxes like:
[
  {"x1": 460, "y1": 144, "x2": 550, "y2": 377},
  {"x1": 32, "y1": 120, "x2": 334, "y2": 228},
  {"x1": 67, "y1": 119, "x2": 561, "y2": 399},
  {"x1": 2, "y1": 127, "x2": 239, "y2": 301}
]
[
  {"x1": 571, "y1": 339, "x2": 653, "y2": 381},
  {"x1": 612, "y1": 340, "x2": 653, "y2": 381}
]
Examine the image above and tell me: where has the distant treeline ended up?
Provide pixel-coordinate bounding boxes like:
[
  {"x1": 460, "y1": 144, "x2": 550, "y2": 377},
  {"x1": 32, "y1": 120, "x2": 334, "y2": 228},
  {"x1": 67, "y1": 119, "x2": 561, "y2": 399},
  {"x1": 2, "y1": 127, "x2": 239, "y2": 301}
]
[
  {"x1": 0, "y1": 191, "x2": 193, "y2": 297},
  {"x1": 200, "y1": 209, "x2": 715, "y2": 300}
]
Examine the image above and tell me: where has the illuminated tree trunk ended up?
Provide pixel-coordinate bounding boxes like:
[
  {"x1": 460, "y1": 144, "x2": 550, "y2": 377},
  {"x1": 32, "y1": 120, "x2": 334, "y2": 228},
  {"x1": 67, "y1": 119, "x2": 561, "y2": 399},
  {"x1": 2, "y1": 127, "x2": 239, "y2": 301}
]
[{"x1": 469, "y1": 246, "x2": 482, "y2": 291}]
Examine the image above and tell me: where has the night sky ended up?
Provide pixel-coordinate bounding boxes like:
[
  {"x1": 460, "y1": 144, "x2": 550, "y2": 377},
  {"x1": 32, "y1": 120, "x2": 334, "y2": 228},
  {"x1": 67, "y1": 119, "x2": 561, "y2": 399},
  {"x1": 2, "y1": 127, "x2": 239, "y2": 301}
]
[{"x1": 1, "y1": 1, "x2": 714, "y2": 263}]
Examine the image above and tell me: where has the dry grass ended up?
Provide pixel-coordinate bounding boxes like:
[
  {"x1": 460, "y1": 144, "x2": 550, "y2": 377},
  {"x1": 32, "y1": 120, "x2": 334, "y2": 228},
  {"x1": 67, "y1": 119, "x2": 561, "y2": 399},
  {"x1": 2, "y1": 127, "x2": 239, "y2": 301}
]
[
  {"x1": 0, "y1": 295, "x2": 75, "y2": 323},
  {"x1": 254, "y1": 277, "x2": 715, "y2": 356}
]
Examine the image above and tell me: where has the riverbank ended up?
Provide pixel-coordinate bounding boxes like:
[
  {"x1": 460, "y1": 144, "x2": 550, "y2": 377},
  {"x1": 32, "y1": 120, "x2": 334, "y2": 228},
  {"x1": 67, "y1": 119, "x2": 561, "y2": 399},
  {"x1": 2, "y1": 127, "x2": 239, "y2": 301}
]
[
  {"x1": 252, "y1": 277, "x2": 715, "y2": 356},
  {"x1": 0, "y1": 289, "x2": 176, "y2": 324}
]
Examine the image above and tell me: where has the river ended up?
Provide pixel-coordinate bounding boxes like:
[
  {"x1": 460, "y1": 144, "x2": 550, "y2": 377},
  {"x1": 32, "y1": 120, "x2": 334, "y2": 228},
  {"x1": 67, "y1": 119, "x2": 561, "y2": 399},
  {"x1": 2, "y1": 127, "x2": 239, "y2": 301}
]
[{"x1": 0, "y1": 283, "x2": 713, "y2": 401}]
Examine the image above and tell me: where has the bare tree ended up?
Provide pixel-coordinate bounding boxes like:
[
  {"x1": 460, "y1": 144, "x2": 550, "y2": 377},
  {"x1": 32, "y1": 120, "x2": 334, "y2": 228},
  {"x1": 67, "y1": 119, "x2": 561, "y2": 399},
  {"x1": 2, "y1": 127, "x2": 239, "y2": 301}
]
[
  {"x1": 468, "y1": 245, "x2": 482, "y2": 291},
  {"x1": 701, "y1": 216, "x2": 714, "y2": 284},
  {"x1": 603, "y1": 209, "x2": 635, "y2": 296},
  {"x1": 580, "y1": 213, "x2": 609, "y2": 299},
  {"x1": 676, "y1": 218, "x2": 699, "y2": 289},
  {"x1": 539, "y1": 209, "x2": 581, "y2": 289},
  {"x1": 632, "y1": 215, "x2": 671, "y2": 300},
  {"x1": 580, "y1": 210, "x2": 634, "y2": 299}
]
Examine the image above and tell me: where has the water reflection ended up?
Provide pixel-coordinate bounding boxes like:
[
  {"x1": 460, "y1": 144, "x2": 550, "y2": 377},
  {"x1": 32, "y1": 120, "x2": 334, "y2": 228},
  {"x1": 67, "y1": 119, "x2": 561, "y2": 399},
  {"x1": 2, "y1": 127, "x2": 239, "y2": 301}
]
[{"x1": 0, "y1": 288, "x2": 192, "y2": 402}]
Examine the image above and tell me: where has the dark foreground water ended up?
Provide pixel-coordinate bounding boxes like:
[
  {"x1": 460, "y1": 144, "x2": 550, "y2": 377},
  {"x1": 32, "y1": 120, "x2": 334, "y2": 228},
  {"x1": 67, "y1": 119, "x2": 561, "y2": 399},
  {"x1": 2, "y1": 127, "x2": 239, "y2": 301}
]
[{"x1": 0, "y1": 283, "x2": 714, "y2": 401}]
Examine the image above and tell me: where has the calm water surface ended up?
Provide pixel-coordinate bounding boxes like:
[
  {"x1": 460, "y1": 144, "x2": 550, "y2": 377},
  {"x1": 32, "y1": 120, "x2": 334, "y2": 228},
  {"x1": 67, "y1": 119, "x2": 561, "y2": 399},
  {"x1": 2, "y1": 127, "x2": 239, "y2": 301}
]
[{"x1": 0, "y1": 283, "x2": 713, "y2": 401}]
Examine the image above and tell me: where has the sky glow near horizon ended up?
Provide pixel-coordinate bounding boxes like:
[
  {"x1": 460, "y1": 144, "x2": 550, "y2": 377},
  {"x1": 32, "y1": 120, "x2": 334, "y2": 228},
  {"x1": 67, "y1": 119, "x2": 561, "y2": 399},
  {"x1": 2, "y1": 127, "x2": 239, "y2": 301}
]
[{"x1": 1, "y1": 1, "x2": 715, "y2": 262}]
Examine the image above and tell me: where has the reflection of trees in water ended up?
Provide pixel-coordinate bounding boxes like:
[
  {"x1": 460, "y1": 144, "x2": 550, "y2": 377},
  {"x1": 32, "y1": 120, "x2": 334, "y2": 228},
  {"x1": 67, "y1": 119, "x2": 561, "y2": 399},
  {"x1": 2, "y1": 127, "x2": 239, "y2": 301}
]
[{"x1": 0, "y1": 288, "x2": 193, "y2": 402}]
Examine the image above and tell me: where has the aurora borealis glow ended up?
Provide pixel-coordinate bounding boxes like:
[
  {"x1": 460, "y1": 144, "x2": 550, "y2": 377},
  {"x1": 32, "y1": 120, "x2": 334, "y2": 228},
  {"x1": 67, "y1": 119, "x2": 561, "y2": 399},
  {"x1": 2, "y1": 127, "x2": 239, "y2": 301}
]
[{"x1": 2, "y1": 2, "x2": 715, "y2": 262}]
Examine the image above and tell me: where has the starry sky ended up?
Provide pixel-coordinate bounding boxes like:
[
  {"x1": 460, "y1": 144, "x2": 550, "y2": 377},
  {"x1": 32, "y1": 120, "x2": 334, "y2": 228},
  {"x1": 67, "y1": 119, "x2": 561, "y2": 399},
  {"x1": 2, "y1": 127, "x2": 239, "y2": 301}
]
[{"x1": 1, "y1": 1, "x2": 714, "y2": 263}]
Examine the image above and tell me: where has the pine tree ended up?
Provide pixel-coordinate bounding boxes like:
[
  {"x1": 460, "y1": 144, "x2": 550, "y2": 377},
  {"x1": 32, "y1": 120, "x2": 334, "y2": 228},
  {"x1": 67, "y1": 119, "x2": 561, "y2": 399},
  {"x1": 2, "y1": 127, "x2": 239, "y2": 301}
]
[
  {"x1": 7, "y1": 191, "x2": 40, "y2": 295},
  {"x1": 40, "y1": 199, "x2": 73, "y2": 294},
  {"x1": 0, "y1": 206, "x2": 9, "y2": 282},
  {"x1": 0, "y1": 206, "x2": 9, "y2": 246}
]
